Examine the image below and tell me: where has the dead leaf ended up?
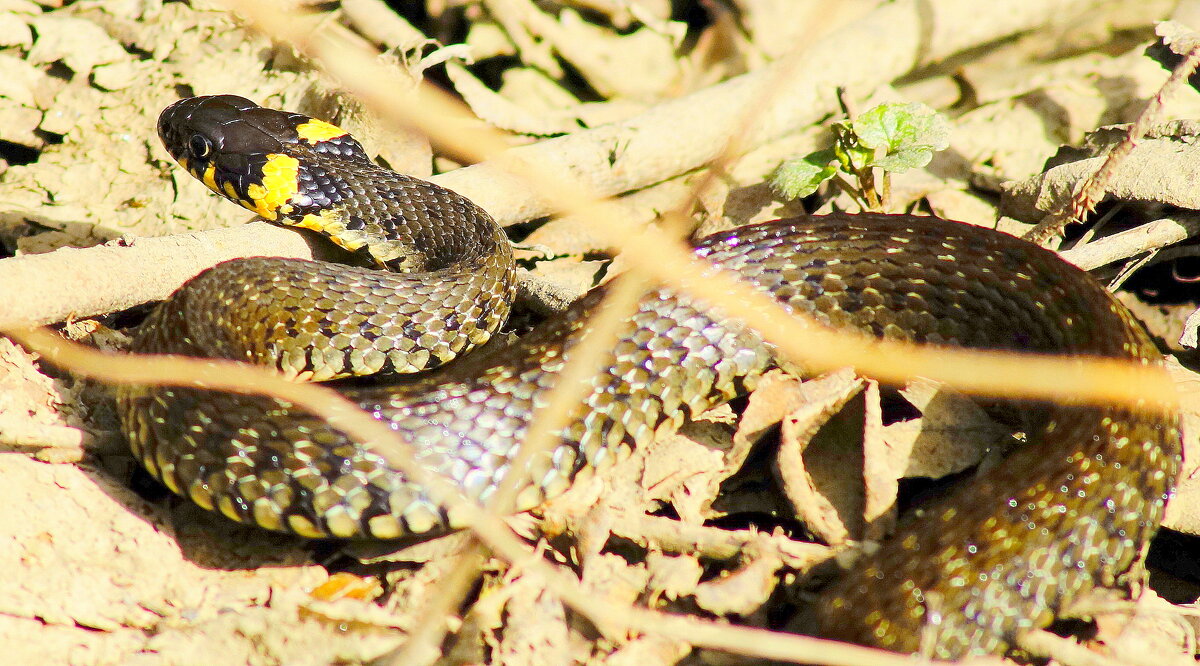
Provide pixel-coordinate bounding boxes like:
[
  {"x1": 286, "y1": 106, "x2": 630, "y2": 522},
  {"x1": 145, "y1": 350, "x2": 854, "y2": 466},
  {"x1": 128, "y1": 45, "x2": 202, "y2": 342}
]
[
  {"x1": 496, "y1": 576, "x2": 572, "y2": 666},
  {"x1": 641, "y1": 417, "x2": 735, "y2": 524},
  {"x1": 484, "y1": 4, "x2": 685, "y2": 100},
  {"x1": 732, "y1": 370, "x2": 810, "y2": 450},
  {"x1": 27, "y1": 15, "x2": 128, "y2": 76},
  {"x1": 1001, "y1": 121, "x2": 1200, "y2": 222},
  {"x1": 858, "y1": 380, "x2": 893, "y2": 542},
  {"x1": 645, "y1": 550, "x2": 703, "y2": 603},
  {"x1": 773, "y1": 369, "x2": 866, "y2": 546},
  {"x1": 309, "y1": 572, "x2": 384, "y2": 602},
  {"x1": 449, "y1": 62, "x2": 645, "y2": 135},
  {"x1": 692, "y1": 550, "x2": 782, "y2": 616},
  {"x1": 1091, "y1": 591, "x2": 1194, "y2": 661},
  {"x1": 580, "y1": 552, "x2": 650, "y2": 609},
  {"x1": 883, "y1": 379, "x2": 1010, "y2": 479},
  {"x1": 1161, "y1": 357, "x2": 1200, "y2": 536}
]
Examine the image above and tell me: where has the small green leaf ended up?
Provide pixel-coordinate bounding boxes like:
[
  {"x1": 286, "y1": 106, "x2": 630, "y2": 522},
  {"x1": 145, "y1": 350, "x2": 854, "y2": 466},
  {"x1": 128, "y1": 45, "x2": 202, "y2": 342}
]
[
  {"x1": 770, "y1": 149, "x2": 838, "y2": 200},
  {"x1": 873, "y1": 146, "x2": 935, "y2": 171},
  {"x1": 851, "y1": 102, "x2": 949, "y2": 173},
  {"x1": 832, "y1": 137, "x2": 874, "y2": 172}
]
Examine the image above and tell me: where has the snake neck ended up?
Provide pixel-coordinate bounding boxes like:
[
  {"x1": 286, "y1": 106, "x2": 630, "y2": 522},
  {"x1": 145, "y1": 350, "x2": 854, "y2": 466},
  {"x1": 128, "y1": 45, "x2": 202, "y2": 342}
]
[{"x1": 269, "y1": 151, "x2": 512, "y2": 276}]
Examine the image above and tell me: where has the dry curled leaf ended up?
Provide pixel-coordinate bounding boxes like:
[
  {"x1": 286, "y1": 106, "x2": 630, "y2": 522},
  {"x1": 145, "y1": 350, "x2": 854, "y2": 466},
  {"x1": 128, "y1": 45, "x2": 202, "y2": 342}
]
[
  {"x1": 645, "y1": 550, "x2": 704, "y2": 603},
  {"x1": 692, "y1": 550, "x2": 783, "y2": 617},
  {"x1": 883, "y1": 379, "x2": 1010, "y2": 479},
  {"x1": 640, "y1": 416, "x2": 735, "y2": 524},
  {"x1": 1161, "y1": 357, "x2": 1200, "y2": 536},
  {"x1": 772, "y1": 369, "x2": 866, "y2": 546},
  {"x1": 496, "y1": 577, "x2": 572, "y2": 666}
]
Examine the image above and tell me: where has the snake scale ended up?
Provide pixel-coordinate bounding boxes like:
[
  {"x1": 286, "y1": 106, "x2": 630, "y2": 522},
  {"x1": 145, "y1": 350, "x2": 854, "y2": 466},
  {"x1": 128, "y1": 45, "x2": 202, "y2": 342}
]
[{"x1": 118, "y1": 95, "x2": 1181, "y2": 658}]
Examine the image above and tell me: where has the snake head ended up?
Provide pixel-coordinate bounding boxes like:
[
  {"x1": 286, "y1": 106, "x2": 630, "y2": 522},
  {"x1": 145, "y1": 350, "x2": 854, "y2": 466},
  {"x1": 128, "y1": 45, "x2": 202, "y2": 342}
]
[{"x1": 158, "y1": 95, "x2": 370, "y2": 221}]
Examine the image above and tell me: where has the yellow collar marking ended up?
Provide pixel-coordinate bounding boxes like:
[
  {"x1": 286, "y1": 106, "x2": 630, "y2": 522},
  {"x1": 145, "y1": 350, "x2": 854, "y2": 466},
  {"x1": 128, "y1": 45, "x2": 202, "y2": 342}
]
[
  {"x1": 243, "y1": 153, "x2": 300, "y2": 220},
  {"x1": 295, "y1": 119, "x2": 348, "y2": 144}
]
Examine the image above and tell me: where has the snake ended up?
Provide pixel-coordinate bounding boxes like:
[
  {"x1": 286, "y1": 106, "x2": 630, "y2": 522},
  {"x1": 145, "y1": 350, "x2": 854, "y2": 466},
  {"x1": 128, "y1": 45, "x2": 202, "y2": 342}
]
[{"x1": 117, "y1": 94, "x2": 1181, "y2": 659}]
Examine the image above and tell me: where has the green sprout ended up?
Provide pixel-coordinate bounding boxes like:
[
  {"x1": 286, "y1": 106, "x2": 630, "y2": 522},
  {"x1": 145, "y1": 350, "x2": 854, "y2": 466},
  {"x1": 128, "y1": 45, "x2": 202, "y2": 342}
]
[{"x1": 771, "y1": 102, "x2": 950, "y2": 212}]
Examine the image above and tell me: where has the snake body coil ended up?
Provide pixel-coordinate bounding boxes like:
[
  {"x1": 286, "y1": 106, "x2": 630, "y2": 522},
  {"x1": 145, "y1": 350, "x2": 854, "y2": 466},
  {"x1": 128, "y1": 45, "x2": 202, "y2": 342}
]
[{"x1": 121, "y1": 95, "x2": 1181, "y2": 658}]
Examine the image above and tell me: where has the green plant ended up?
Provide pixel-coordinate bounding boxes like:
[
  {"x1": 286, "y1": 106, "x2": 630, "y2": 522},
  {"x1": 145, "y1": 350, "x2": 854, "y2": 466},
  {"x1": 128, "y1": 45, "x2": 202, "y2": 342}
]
[{"x1": 770, "y1": 102, "x2": 950, "y2": 212}]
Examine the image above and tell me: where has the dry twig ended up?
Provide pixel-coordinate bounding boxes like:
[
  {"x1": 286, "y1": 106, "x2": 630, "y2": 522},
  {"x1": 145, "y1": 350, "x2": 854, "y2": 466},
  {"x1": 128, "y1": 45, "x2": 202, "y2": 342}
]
[{"x1": 1024, "y1": 33, "x2": 1200, "y2": 245}]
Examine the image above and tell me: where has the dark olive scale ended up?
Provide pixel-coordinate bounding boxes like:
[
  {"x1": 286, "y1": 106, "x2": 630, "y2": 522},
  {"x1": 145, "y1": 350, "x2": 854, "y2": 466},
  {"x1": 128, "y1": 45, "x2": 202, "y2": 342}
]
[
  {"x1": 291, "y1": 163, "x2": 348, "y2": 211},
  {"x1": 309, "y1": 133, "x2": 374, "y2": 162},
  {"x1": 123, "y1": 95, "x2": 1181, "y2": 659}
]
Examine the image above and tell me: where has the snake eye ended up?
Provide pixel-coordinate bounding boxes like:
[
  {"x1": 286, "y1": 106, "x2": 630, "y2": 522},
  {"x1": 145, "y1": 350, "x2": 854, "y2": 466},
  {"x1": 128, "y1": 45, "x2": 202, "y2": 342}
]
[{"x1": 189, "y1": 134, "x2": 213, "y2": 159}]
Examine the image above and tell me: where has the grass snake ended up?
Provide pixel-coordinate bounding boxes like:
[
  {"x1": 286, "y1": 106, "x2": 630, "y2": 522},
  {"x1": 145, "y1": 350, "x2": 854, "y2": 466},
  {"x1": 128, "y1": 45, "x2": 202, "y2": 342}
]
[{"x1": 118, "y1": 95, "x2": 1181, "y2": 658}]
